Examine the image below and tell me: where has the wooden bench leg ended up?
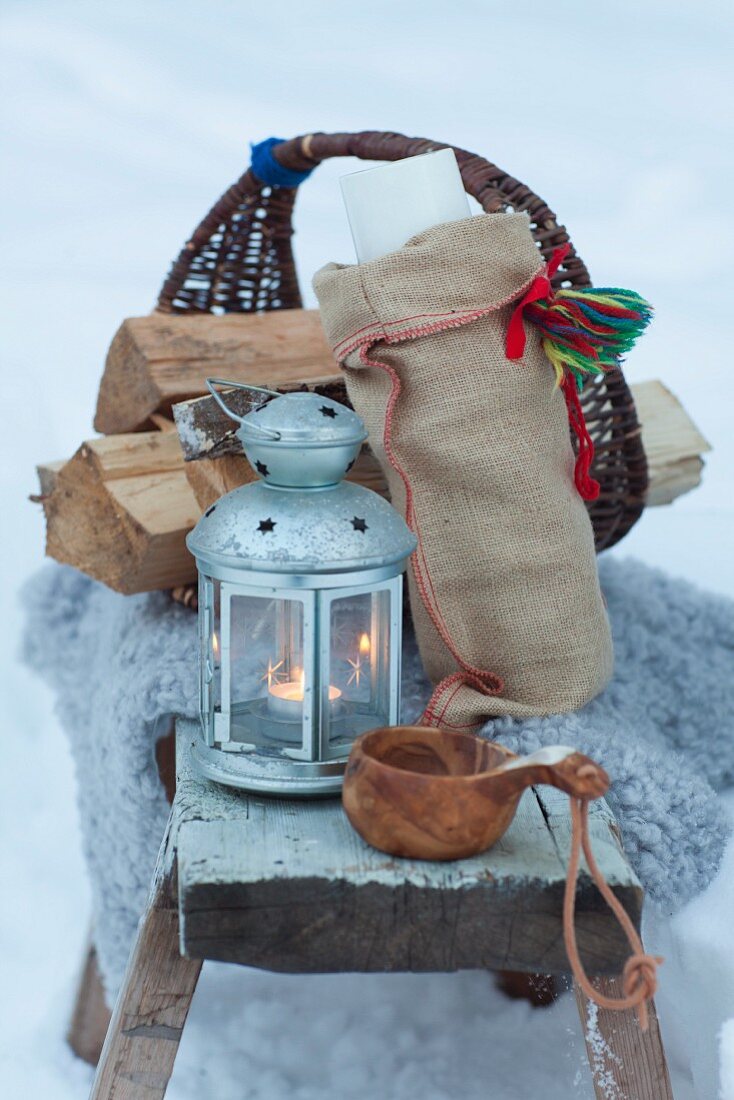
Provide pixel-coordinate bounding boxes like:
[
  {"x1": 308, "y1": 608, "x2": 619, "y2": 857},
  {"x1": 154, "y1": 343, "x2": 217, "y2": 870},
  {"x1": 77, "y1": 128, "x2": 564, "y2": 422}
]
[
  {"x1": 89, "y1": 857, "x2": 202, "y2": 1100},
  {"x1": 69, "y1": 717, "x2": 181, "y2": 1077},
  {"x1": 574, "y1": 977, "x2": 674, "y2": 1099},
  {"x1": 68, "y1": 932, "x2": 113, "y2": 1066}
]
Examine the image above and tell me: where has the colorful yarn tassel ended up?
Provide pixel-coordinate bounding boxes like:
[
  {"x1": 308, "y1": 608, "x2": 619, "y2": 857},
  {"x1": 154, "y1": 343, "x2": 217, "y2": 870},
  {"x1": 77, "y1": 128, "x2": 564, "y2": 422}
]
[
  {"x1": 525, "y1": 286, "x2": 653, "y2": 391},
  {"x1": 505, "y1": 245, "x2": 653, "y2": 502}
]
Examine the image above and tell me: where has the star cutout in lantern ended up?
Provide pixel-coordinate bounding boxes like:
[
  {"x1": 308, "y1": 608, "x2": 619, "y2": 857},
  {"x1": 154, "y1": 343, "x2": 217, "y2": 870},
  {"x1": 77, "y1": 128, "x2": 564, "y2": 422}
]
[
  {"x1": 319, "y1": 405, "x2": 337, "y2": 418},
  {"x1": 347, "y1": 655, "x2": 363, "y2": 688},
  {"x1": 350, "y1": 516, "x2": 368, "y2": 533},
  {"x1": 255, "y1": 460, "x2": 270, "y2": 477},
  {"x1": 257, "y1": 518, "x2": 276, "y2": 534}
]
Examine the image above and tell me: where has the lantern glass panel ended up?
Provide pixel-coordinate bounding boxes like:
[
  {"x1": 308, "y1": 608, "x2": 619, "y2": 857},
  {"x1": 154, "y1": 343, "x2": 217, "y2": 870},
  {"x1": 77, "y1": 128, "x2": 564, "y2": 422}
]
[
  {"x1": 222, "y1": 589, "x2": 311, "y2": 752},
  {"x1": 323, "y1": 588, "x2": 392, "y2": 752}
]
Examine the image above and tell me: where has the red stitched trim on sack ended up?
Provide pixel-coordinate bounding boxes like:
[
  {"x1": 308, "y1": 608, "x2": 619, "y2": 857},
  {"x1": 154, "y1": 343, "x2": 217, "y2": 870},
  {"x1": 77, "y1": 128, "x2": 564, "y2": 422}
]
[
  {"x1": 421, "y1": 672, "x2": 500, "y2": 730},
  {"x1": 334, "y1": 266, "x2": 541, "y2": 360},
  {"x1": 333, "y1": 309, "x2": 479, "y2": 357},
  {"x1": 424, "y1": 675, "x2": 470, "y2": 728},
  {"x1": 357, "y1": 343, "x2": 504, "y2": 723}
]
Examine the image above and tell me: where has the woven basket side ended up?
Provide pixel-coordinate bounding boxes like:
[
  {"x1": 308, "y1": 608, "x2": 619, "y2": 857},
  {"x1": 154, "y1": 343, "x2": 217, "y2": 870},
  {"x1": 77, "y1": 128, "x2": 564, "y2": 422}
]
[{"x1": 157, "y1": 175, "x2": 302, "y2": 314}]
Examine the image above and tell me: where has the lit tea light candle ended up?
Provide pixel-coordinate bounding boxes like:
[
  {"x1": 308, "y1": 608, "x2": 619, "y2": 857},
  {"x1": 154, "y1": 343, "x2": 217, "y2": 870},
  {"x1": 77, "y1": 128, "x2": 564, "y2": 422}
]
[{"x1": 267, "y1": 668, "x2": 342, "y2": 721}]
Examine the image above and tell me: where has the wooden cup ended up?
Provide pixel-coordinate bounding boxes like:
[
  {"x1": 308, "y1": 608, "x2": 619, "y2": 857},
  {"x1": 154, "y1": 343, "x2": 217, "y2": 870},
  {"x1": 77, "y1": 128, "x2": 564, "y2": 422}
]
[{"x1": 342, "y1": 726, "x2": 608, "y2": 861}]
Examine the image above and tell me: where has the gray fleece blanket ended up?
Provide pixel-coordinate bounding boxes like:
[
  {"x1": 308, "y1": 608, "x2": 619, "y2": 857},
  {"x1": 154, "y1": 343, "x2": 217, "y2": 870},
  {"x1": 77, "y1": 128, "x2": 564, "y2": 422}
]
[{"x1": 22, "y1": 557, "x2": 734, "y2": 1000}]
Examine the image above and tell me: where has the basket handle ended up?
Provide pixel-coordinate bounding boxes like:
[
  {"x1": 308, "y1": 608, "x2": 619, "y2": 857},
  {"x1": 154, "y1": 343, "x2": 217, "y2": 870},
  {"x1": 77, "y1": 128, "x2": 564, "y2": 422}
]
[{"x1": 156, "y1": 130, "x2": 588, "y2": 315}]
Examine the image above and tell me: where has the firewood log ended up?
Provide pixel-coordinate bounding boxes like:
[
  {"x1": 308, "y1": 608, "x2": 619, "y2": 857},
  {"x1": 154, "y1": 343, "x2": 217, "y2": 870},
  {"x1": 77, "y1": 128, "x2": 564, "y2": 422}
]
[
  {"x1": 183, "y1": 455, "x2": 256, "y2": 511},
  {"x1": 175, "y1": 379, "x2": 711, "y2": 511},
  {"x1": 630, "y1": 380, "x2": 711, "y2": 506},
  {"x1": 37, "y1": 432, "x2": 199, "y2": 594},
  {"x1": 36, "y1": 380, "x2": 710, "y2": 595},
  {"x1": 183, "y1": 448, "x2": 388, "y2": 513},
  {"x1": 95, "y1": 311, "x2": 336, "y2": 434}
]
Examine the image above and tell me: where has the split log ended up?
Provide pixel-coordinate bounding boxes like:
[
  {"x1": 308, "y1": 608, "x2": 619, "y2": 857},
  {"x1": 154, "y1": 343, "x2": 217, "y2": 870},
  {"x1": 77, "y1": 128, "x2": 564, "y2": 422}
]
[
  {"x1": 95, "y1": 311, "x2": 336, "y2": 434},
  {"x1": 183, "y1": 454, "x2": 256, "y2": 512},
  {"x1": 37, "y1": 431, "x2": 199, "y2": 594},
  {"x1": 174, "y1": 378, "x2": 710, "y2": 509},
  {"x1": 630, "y1": 379, "x2": 711, "y2": 506},
  {"x1": 36, "y1": 379, "x2": 710, "y2": 596},
  {"x1": 184, "y1": 446, "x2": 388, "y2": 512}
]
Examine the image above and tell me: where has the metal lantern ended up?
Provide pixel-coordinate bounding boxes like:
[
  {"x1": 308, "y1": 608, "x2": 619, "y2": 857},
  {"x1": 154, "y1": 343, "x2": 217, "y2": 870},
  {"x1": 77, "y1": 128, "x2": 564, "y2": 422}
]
[{"x1": 186, "y1": 380, "x2": 417, "y2": 797}]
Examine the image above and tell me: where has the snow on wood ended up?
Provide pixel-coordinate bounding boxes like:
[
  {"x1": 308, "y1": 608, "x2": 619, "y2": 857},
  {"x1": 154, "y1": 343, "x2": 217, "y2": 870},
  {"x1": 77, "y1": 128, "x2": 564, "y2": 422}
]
[{"x1": 574, "y1": 979, "x2": 673, "y2": 1099}]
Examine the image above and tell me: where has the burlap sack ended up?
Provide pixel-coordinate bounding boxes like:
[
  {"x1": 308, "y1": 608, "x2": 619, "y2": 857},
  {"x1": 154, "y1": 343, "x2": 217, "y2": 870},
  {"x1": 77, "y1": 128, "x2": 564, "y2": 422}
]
[{"x1": 313, "y1": 213, "x2": 613, "y2": 729}]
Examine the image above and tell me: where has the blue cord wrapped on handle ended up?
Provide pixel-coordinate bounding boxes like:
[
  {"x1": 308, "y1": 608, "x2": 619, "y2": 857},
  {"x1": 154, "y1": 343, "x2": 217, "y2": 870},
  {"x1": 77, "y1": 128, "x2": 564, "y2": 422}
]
[{"x1": 249, "y1": 136, "x2": 315, "y2": 188}]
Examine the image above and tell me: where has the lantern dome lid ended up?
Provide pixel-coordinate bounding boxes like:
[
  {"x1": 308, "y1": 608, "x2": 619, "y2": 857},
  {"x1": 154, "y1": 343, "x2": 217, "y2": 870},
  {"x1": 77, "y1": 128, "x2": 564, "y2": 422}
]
[
  {"x1": 239, "y1": 392, "x2": 367, "y2": 448},
  {"x1": 186, "y1": 479, "x2": 417, "y2": 576}
]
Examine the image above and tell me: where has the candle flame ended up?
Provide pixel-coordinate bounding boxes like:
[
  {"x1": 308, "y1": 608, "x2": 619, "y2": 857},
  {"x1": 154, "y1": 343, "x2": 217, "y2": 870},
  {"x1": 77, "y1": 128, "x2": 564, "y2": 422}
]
[
  {"x1": 359, "y1": 632, "x2": 371, "y2": 655},
  {"x1": 212, "y1": 632, "x2": 219, "y2": 657}
]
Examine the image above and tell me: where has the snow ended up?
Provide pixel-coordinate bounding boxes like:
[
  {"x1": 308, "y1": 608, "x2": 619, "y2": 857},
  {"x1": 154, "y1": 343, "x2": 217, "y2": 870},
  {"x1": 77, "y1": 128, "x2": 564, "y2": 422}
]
[
  {"x1": 720, "y1": 1020, "x2": 734, "y2": 1100},
  {"x1": 1, "y1": 1, "x2": 733, "y2": 1096}
]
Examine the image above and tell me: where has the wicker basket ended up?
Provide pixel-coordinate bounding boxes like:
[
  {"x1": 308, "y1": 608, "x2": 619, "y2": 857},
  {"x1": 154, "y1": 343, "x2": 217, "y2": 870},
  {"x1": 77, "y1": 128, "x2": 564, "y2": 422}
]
[{"x1": 156, "y1": 130, "x2": 647, "y2": 552}]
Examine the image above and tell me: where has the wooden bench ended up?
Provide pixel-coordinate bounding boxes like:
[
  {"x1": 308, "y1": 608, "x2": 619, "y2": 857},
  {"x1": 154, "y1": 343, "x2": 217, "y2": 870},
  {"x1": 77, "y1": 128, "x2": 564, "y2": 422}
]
[{"x1": 88, "y1": 720, "x2": 673, "y2": 1099}]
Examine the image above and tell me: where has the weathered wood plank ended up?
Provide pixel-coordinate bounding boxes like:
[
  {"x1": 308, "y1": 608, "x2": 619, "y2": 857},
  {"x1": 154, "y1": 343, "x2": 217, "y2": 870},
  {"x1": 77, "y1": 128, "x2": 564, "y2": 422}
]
[
  {"x1": 534, "y1": 785, "x2": 644, "y2": 975},
  {"x1": 95, "y1": 311, "x2": 337, "y2": 434},
  {"x1": 575, "y1": 977, "x2": 674, "y2": 1100},
  {"x1": 534, "y1": 784, "x2": 639, "y2": 892},
  {"x1": 89, "y1": 820, "x2": 201, "y2": 1100},
  {"x1": 174, "y1": 720, "x2": 641, "y2": 975}
]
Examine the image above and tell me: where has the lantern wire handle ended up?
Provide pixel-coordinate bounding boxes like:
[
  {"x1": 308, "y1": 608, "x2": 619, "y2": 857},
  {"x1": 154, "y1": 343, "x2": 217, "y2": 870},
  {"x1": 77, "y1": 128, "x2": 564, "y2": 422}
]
[{"x1": 206, "y1": 377, "x2": 282, "y2": 439}]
